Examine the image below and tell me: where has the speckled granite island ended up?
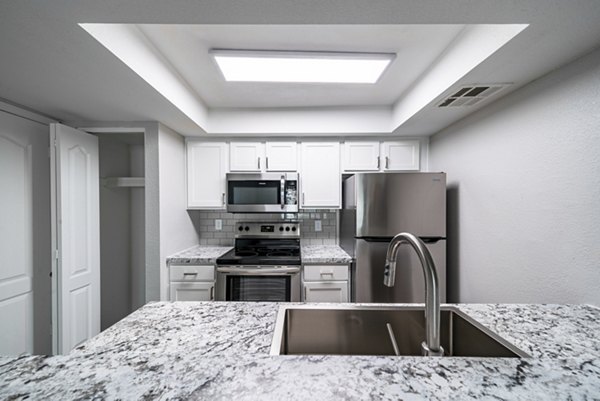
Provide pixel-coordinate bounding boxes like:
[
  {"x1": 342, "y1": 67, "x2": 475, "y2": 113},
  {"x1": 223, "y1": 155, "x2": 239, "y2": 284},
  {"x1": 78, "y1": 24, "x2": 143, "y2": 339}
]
[{"x1": 1, "y1": 302, "x2": 599, "y2": 400}]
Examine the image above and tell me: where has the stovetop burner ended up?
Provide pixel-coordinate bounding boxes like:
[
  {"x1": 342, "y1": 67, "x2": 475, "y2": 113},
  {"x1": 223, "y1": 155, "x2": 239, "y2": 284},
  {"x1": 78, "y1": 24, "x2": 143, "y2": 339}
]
[
  {"x1": 234, "y1": 251, "x2": 259, "y2": 257},
  {"x1": 217, "y1": 235, "x2": 301, "y2": 266}
]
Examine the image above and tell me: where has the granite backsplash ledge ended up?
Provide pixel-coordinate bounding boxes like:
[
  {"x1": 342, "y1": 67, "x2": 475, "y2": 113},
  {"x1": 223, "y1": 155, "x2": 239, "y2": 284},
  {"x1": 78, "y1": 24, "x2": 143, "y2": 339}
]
[{"x1": 188, "y1": 210, "x2": 338, "y2": 246}]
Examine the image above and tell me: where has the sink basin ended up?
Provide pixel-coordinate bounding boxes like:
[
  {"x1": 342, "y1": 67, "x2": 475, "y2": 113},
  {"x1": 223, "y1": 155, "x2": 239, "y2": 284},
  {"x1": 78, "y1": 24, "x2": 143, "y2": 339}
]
[{"x1": 270, "y1": 305, "x2": 529, "y2": 358}]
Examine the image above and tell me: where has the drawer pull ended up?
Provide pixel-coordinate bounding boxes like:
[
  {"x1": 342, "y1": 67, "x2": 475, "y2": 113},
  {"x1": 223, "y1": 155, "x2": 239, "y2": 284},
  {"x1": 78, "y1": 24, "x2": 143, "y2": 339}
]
[
  {"x1": 320, "y1": 272, "x2": 334, "y2": 276},
  {"x1": 183, "y1": 272, "x2": 198, "y2": 276}
]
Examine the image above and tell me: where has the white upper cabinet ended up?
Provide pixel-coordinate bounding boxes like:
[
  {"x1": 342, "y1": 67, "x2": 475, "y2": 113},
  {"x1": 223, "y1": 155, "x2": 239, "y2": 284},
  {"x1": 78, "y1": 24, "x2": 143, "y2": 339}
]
[
  {"x1": 229, "y1": 142, "x2": 264, "y2": 172},
  {"x1": 342, "y1": 140, "x2": 421, "y2": 172},
  {"x1": 343, "y1": 141, "x2": 380, "y2": 171},
  {"x1": 265, "y1": 141, "x2": 297, "y2": 171},
  {"x1": 300, "y1": 142, "x2": 341, "y2": 208},
  {"x1": 187, "y1": 141, "x2": 228, "y2": 209},
  {"x1": 381, "y1": 140, "x2": 420, "y2": 171}
]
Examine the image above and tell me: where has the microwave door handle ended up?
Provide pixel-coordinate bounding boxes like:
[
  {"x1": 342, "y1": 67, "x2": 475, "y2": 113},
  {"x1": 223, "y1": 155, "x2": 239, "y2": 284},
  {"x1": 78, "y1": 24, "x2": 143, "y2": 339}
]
[{"x1": 281, "y1": 175, "x2": 285, "y2": 210}]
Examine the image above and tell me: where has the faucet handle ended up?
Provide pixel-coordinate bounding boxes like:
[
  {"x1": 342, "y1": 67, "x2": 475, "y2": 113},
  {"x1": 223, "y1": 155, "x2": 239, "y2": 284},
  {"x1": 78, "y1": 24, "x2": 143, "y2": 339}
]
[{"x1": 383, "y1": 262, "x2": 396, "y2": 287}]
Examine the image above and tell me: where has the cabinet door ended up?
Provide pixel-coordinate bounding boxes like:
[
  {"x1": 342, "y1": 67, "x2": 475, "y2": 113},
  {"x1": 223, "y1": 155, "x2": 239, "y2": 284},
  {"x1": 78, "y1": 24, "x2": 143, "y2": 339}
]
[
  {"x1": 170, "y1": 282, "x2": 214, "y2": 302},
  {"x1": 265, "y1": 142, "x2": 297, "y2": 171},
  {"x1": 303, "y1": 282, "x2": 348, "y2": 303},
  {"x1": 230, "y1": 142, "x2": 264, "y2": 172},
  {"x1": 187, "y1": 142, "x2": 228, "y2": 209},
  {"x1": 343, "y1": 141, "x2": 380, "y2": 172},
  {"x1": 381, "y1": 140, "x2": 420, "y2": 171},
  {"x1": 300, "y1": 142, "x2": 341, "y2": 208}
]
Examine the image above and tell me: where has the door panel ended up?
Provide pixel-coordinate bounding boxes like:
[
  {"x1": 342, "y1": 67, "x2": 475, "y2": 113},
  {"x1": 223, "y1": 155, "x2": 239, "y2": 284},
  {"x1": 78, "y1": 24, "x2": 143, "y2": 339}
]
[
  {"x1": 304, "y1": 282, "x2": 349, "y2": 302},
  {"x1": 51, "y1": 123, "x2": 100, "y2": 354},
  {"x1": 355, "y1": 173, "x2": 446, "y2": 238},
  {"x1": 354, "y1": 239, "x2": 446, "y2": 303},
  {"x1": 0, "y1": 134, "x2": 34, "y2": 355}
]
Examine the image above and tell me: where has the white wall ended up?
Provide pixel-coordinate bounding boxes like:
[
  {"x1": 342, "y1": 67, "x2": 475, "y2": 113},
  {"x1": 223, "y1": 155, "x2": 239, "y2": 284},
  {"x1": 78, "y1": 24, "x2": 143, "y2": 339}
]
[
  {"x1": 130, "y1": 144, "x2": 146, "y2": 310},
  {"x1": 158, "y1": 124, "x2": 199, "y2": 300},
  {"x1": 429, "y1": 47, "x2": 600, "y2": 305}
]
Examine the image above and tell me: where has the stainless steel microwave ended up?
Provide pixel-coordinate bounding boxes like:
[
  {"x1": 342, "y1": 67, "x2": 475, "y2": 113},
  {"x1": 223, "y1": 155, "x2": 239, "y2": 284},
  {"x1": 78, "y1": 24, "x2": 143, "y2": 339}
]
[{"x1": 226, "y1": 172, "x2": 299, "y2": 213}]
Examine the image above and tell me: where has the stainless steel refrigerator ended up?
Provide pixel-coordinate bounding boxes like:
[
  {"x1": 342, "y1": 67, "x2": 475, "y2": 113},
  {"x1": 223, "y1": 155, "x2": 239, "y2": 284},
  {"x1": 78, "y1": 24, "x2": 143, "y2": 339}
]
[{"x1": 340, "y1": 173, "x2": 446, "y2": 303}]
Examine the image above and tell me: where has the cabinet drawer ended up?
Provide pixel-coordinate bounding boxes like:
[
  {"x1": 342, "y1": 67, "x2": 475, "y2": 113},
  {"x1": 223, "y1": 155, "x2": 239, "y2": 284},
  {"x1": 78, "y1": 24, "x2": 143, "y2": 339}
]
[
  {"x1": 303, "y1": 264, "x2": 348, "y2": 281},
  {"x1": 169, "y1": 265, "x2": 214, "y2": 282}
]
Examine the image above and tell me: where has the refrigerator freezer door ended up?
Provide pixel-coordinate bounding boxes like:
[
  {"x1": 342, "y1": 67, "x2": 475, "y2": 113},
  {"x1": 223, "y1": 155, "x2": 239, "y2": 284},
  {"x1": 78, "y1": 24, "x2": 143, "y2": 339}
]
[
  {"x1": 354, "y1": 239, "x2": 446, "y2": 303},
  {"x1": 355, "y1": 173, "x2": 446, "y2": 238}
]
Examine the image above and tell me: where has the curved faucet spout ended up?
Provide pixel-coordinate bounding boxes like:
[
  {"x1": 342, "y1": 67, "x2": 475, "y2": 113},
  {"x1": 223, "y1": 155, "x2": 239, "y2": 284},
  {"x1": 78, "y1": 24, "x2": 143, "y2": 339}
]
[{"x1": 383, "y1": 232, "x2": 444, "y2": 357}]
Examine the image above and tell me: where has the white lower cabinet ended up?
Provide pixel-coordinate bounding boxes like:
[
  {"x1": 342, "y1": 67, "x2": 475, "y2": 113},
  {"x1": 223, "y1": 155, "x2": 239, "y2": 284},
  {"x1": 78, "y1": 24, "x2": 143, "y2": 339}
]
[
  {"x1": 302, "y1": 264, "x2": 350, "y2": 303},
  {"x1": 170, "y1": 282, "x2": 214, "y2": 302},
  {"x1": 169, "y1": 264, "x2": 215, "y2": 301},
  {"x1": 304, "y1": 282, "x2": 349, "y2": 303}
]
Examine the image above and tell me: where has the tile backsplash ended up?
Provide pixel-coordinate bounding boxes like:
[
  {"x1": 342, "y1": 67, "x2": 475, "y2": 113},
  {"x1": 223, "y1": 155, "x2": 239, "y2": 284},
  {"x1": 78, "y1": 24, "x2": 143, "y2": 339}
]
[{"x1": 188, "y1": 210, "x2": 338, "y2": 246}]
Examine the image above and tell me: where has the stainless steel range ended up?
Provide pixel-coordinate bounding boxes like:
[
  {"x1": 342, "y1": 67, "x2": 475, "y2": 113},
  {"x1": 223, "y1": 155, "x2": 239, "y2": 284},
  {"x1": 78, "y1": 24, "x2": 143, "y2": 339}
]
[{"x1": 215, "y1": 221, "x2": 301, "y2": 302}]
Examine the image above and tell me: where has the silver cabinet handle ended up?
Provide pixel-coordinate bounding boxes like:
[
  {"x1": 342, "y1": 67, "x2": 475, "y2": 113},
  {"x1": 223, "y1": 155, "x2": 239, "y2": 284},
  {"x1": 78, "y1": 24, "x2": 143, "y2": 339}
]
[
  {"x1": 385, "y1": 156, "x2": 389, "y2": 169},
  {"x1": 222, "y1": 193, "x2": 226, "y2": 205},
  {"x1": 302, "y1": 192, "x2": 305, "y2": 205},
  {"x1": 258, "y1": 157, "x2": 261, "y2": 170},
  {"x1": 377, "y1": 156, "x2": 380, "y2": 169},
  {"x1": 304, "y1": 286, "x2": 307, "y2": 301},
  {"x1": 266, "y1": 157, "x2": 269, "y2": 170},
  {"x1": 210, "y1": 286, "x2": 214, "y2": 301}
]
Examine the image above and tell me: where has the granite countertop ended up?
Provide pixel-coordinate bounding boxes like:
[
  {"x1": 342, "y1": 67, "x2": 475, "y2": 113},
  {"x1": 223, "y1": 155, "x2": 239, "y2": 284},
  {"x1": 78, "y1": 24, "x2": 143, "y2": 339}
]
[
  {"x1": 302, "y1": 245, "x2": 352, "y2": 263},
  {"x1": 167, "y1": 245, "x2": 232, "y2": 264},
  {"x1": 1, "y1": 302, "x2": 599, "y2": 400}
]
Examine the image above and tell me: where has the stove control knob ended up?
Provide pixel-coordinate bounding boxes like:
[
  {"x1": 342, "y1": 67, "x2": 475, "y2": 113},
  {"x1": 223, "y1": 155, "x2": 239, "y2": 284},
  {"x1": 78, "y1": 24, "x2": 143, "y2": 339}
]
[
  {"x1": 238, "y1": 226, "x2": 244, "y2": 232},
  {"x1": 244, "y1": 226, "x2": 250, "y2": 231},
  {"x1": 291, "y1": 226, "x2": 297, "y2": 232},
  {"x1": 279, "y1": 227, "x2": 284, "y2": 231},
  {"x1": 285, "y1": 226, "x2": 290, "y2": 231}
]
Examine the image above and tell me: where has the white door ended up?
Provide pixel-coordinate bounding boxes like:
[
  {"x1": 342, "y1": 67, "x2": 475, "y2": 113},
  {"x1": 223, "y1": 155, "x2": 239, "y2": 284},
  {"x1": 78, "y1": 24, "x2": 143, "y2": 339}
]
[
  {"x1": 0, "y1": 133, "x2": 34, "y2": 355},
  {"x1": 187, "y1": 142, "x2": 228, "y2": 209},
  {"x1": 51, "y1": 123, "x2": 100, "y2": 354},
  {"x1": 303, "y1": 282, "x2": 349, "y2": 302},
  {"x1": 229, "y1": 142, "x2": 264, "y2": 172},
  {"x1": 265, "y1": 142, "x2": 297, "y2": 171},
  {"x1": 169, "y1": 282, "x2": 214, "y2": 301},
  {"x1": 343, "y1": 141, "x2": 380, "y2": 172},
  {"x1": 381, "y1": 140, "x2": 420, "y2": 171},
  {"x1": 300, "y1": 142, "x2": 341, "y2": 208}
]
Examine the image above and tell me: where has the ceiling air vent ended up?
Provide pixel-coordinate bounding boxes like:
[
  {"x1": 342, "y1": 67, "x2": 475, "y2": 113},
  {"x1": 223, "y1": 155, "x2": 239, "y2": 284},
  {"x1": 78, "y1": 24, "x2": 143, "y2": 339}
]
[{"x1": 437, "y1": 84, "x2": 511, "y2": 108}]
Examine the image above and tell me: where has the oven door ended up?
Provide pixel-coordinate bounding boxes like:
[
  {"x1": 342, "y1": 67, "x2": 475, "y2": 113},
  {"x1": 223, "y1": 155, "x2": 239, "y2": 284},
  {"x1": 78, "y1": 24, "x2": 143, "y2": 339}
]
[
  {"x1": 226, "y1": 173, "x2": 298, "y2": 213},
  {"x1": 216, "y1": 266, "x2": 301, "y2": 302}
]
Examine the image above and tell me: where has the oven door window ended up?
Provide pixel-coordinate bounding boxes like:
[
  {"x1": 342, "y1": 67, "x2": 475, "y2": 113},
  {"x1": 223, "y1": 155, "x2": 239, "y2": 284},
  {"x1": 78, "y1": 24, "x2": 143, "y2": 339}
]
[
  {"x1": 228, "y1": 181, "x2": 280, "y2": 205},
  {"x1": 226, "y1": 276, "x2": 290, "y2": 302}
]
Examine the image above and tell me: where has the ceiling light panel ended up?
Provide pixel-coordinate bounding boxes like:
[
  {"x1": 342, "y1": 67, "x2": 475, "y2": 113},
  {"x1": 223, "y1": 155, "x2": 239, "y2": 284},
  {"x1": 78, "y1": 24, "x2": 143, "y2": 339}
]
[{"x1": 211, "y1": 50, "x2": 395, "y2": 84}]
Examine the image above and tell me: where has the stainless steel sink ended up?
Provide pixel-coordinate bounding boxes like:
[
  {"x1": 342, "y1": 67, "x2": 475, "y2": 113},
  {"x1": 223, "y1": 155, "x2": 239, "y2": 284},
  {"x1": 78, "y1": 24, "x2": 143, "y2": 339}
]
[{"x1": 270, "y1": 305, "x2": 530, "y2": 358}]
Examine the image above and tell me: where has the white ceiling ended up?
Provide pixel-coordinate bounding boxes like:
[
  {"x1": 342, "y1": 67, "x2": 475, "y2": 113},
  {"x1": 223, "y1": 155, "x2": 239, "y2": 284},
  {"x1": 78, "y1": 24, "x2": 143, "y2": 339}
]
[
  {"x1": 1, "y1": 1, "x2": 600, "y2": 137},
  {"x1": 138, "y1": 24, "x2": 465, "y2": 108}
]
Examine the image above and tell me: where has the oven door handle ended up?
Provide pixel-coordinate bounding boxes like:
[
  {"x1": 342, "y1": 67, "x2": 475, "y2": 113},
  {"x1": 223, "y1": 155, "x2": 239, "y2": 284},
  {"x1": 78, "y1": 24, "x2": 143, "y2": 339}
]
[
  {"x1": 280, "y1": 175, "x2": 285, "y2": 210},
  {"x1": 217, "y1": 266, "x2": 300, "y2": 275}
]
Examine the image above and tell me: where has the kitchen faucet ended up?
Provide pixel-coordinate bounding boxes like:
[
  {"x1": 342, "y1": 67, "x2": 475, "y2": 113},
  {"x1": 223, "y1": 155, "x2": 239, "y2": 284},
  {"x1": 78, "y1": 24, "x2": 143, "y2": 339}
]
[{"x1": 384, "y1": 232, "x2": 444, "y2": 357}]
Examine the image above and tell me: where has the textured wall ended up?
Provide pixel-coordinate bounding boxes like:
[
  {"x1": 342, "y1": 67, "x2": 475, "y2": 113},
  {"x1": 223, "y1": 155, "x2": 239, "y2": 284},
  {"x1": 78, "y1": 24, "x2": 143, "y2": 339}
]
[
  {"x1": 429, "y1": 47, "x2": 600, "y2": 305},
  {"x1": 158, "y1": 124, "x2": 200, "y2": 300},
  {"x1": 188, "y1": 210, "x2": 338, "y2": 246}
]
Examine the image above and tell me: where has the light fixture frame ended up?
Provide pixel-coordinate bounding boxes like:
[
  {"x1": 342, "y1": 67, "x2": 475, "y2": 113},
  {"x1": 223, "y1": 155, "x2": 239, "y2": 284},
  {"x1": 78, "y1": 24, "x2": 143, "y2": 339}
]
[{"x1": 209, "y1": 49, "x2": 396, "y2": 84}]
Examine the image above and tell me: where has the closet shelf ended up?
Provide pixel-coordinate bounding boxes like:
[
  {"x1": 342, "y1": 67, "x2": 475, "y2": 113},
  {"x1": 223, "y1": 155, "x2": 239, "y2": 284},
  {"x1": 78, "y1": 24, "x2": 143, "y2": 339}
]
[{"x1": 102, "y1": 177, "x2": 145, "y2": 188}]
